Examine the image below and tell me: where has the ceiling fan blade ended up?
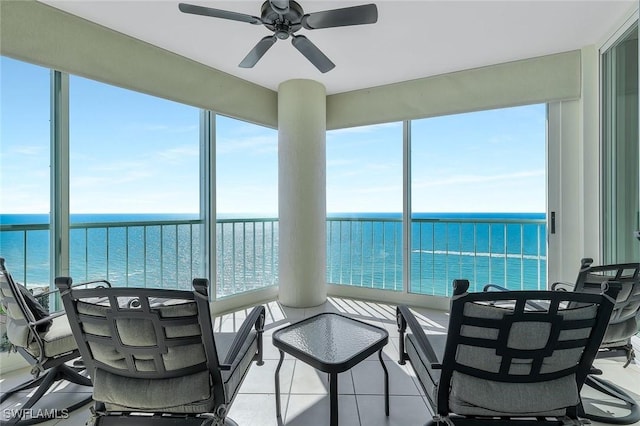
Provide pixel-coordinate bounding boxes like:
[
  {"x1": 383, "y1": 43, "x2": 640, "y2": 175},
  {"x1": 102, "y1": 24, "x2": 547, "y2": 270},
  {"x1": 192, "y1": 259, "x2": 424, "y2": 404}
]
[
  {"x1": 291, "y1": 35, "x2": 335, "y2": 73},
  {"x1": 239, "y1": 36, "x2": 278, "y2": 68},
  {"x1": 302, "y1": 4, "x2": 378, "y2": 30},
  {"x1": 268, "y1": 0, "x2": 289, "y2": 15},
  {"x1": 178, "y1": 3, "x2": 262, "y2": 25}
]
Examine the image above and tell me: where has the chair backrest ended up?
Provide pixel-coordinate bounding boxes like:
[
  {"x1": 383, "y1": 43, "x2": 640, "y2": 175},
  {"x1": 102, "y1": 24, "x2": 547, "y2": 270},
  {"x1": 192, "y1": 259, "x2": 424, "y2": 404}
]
[
  {"x1": 0, "y1": 257, "x2": 37, "y2": 349},
  {"x1": 56, "y1": 277, "x2": 226, "y2": 414},
  {"x1": 437, "y1": 279, "x2": 618, "y2": 419},
  {"x1": 574, "y1": 258, "x2": 640, "y2": 346}
]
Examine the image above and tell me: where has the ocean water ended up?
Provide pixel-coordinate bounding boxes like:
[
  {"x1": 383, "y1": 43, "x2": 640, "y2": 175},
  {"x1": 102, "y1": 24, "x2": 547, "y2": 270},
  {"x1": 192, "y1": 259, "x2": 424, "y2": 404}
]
[
  {"x1": 327, "y1": 212, "x2": 547, "y2": 296},
  {"x1": 0, "y1": 213, "x2": 546, "y2": 297}
]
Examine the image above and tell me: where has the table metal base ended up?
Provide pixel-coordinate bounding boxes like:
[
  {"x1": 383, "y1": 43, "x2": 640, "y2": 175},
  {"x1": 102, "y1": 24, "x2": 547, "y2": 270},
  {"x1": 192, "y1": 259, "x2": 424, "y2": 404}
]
[{"x1": 274, "y1": 348, "x2": 389, "y2": 426}]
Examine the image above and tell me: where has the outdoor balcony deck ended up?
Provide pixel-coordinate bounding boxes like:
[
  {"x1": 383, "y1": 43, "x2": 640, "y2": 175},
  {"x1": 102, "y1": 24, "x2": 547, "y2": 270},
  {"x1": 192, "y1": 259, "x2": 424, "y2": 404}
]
[{"x1": 1, "y1": 297, "x2": 638, "y2": 425}]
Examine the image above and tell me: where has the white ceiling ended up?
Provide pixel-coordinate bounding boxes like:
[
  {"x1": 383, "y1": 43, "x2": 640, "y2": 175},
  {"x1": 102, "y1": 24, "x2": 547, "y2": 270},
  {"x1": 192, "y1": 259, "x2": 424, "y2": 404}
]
[{"x1": 39, "y1": 0, "x2": 636, "y2": 95}]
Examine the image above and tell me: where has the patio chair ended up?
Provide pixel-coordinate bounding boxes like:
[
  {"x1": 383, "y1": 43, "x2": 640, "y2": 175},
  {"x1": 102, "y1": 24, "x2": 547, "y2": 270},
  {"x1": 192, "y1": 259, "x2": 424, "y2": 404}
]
[
  {"x1": 0, "y1": 257, "x2": 107, "y2": 425},
  {"x1": 55, "y1": 276, "x2": 265, "y2": 426},
  {"x1": 550, "y1": 258, "x2": 640, "y2": 424},
  {"x1": 397, "y1": 279, "x2": 619, "y2": 425},
  {"x1": 551, "y1": 258, "x2": 640, "y2": 366},
  {"x1": 485, "y1": 258, "x2": 640, "y2": 423}
]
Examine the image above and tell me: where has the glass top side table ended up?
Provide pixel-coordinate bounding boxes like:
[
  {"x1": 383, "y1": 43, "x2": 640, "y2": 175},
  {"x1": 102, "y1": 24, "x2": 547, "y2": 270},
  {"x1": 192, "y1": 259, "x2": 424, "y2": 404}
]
[{"x1": 272, "y1": 313, "x2": 389, "y2": 425}]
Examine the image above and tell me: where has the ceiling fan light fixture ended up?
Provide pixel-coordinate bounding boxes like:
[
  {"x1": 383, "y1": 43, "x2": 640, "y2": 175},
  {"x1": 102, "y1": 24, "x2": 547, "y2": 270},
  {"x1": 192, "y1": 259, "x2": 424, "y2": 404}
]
[{"x1": 274, "y1": 22, "x2": 290, "y2": 39}]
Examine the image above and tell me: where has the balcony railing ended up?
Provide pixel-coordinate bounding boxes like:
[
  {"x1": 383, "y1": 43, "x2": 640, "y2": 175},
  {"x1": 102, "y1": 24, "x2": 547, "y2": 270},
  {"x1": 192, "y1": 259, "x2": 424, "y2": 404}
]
[
  {"x1": 0, "y1": 216, "x2": 546, "y2": 298},
  {"x1": 0, "y1": 219, "x2": 203, "y2": 290},
  {"x1": 410, "y1": 217, "x2": 547, "y2": 296},
  {"x1": 70, "y1": 219, "x2": 203, "y2": 290},
  {"x1": 216, "y1": 218, "x2": 279, "y2": 298},
  {"x1": 326, "y1": 216, "x2": 546, "y2": 296},
  {"x1": 327, "y1": 217, "x2": 403, "y2": 290}
]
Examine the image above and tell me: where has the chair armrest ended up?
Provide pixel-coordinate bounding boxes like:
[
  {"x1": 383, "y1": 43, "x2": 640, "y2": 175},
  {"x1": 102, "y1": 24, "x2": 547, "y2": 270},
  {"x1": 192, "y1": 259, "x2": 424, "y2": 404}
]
[
  {"x1": 32, "y1": 310, "x2": 65, "y2": 327},
  {"x1": 219, "y1": 305, "x2": 266, "y2": 369},
  {"x1": 35, "y1": 279, "x2": 111, "y2": 300},
  {"x1": 551, "y1": 281, "x2": 574, "y2": 291},
  {"x1": 36, "y1": 279, "x2": 112, "y2": 313},
  {"x1": 72, "y1": 279, "x2": 112, "y2": 289},
  {"x1": 483, "y1": 283, "x2": 509, "y2": 292},
  {"x1": 483, "y1": 283, "x2": 549, "y2": 310},
  {"x1": 396, "y1": 305, "x2": 442, "y2": 369}
]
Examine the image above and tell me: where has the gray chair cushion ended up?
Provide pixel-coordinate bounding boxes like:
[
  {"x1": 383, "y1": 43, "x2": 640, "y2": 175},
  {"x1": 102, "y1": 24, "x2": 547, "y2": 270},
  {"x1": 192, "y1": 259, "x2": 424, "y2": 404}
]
[
  {"x1": 1, "y1": 273, "x2": 31, "y2": 348},
  {"x1": 449, "y1": 372, "x2": 577, "y2": 417},
  {"x1": 6, "y1": 318, "x2": 30, "y2": 349},
  {"x1": 17, "y1": 315, "x2": 77, "y2": 359},
  {"x1": 405, "y1": 332, "x2": 445, "y2": 404},
  {"x1": 215, "y1": 331, "x2": 258, "y2": 404},
  {"x1": 95, "y1": 332, "x2": 257, "y2": 413},
  {"x1": 601, "y1": 319, "x2": 637, "y2": 347},
  {"x1": 78, "y1": 298, "x2": 218, "y2": 413},
  {"x1": 441, "y1": 301, "x2": 599, "y2": 417},
  {"x1": 38, "y1": 314, "x2": 78, "y2": 358},
  {"x1": 96, "y1": 369, "x2": 214, "y2": 413},
  {"x1": 59, "y1": 280, "x2": 265, "y2": 422},
  {"x1": 77, "y1": 300, "x2": 207, "y2": 372},
  {"x1": 81, "y1": 298, "x2": 257, "y2": 413}
]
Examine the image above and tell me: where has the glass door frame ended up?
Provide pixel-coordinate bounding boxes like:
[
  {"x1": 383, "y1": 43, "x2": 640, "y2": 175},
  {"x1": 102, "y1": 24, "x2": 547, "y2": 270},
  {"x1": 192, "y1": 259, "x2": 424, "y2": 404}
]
[{"x1": 600, "y1": 12, "x2": 639, "y2": 264}]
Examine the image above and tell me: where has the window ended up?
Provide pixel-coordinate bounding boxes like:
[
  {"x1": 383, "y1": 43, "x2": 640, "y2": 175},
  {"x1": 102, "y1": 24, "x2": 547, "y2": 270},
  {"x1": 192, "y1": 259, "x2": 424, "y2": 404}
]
[
  {"x1": 326, "y1": 123, "x2": 403, "y2": 290},
  {"x1": 602, "y1": 23, "x2": 638, "y2": 263},
  {"x1": 69, "y1": 76, "x2": 201, "y2": 288},
  {"x1": 410, "y1": 105, "x2": 547, "y2": 295},
  {"x1": 0, "y1": 57, "x2": 51, "y2": 287},
  {"x1": 215, "y1": 115, "x2": 278, "y2": 297}
]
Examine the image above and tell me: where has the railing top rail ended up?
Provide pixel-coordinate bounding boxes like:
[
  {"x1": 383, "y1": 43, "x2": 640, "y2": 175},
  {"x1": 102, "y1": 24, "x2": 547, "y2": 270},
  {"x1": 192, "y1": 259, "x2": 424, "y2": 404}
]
[
  {"x1": 0, "y1": 219, "x2": 204, "y2": 232},
  {"x1": 411, "y1": 217, "x2": 545, "y2": 225},
  {"x1": 0, "y1": 223, "x2": 49, "y2": 232},
  {"x1": 327, "y1": 217, "x2": 402, "y2": 223},
  {"x1": 1, "y1": 216, "x2": 545, "y2": 232},
  {"x1": 217, "y1": 218, "x2": 279, "y2": 224},
  {"x1": 70, "y1": 219, "x2": 203, "y2": 228},
  {"x1": 328, "y1": 217, "x2": 545, "y2": 225}
]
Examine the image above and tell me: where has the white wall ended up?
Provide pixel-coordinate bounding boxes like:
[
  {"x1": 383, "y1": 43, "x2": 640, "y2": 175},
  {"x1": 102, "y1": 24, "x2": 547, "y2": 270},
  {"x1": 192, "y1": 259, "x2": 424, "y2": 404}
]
[{"x1": 547, "y1": 46, "x2": 602, "y2": 286}]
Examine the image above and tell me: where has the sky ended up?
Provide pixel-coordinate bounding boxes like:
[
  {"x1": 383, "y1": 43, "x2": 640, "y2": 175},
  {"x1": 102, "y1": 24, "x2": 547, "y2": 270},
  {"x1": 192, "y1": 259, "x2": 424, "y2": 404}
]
[{"x1": 1, "y1": 56, "x2": 546, "y2": 216}]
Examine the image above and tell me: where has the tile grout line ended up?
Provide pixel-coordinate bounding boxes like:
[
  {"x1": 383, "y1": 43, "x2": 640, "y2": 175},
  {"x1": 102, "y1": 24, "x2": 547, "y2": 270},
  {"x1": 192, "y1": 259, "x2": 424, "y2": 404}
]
[{"x1": 281, "y1": 358, "x2": 297, "y2": 423}]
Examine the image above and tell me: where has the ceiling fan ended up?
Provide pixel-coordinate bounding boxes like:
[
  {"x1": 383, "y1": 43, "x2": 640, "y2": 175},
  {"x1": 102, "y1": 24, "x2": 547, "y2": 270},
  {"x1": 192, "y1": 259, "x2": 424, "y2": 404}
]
[{"x1": 178, "y1": 0, "x2": 378, "y2": 73}]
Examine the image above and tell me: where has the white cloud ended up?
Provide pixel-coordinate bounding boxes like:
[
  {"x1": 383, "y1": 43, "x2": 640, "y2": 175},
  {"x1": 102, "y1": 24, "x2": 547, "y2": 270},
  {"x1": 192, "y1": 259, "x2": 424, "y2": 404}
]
[
  {"x1": 0, "y1": 184, "x2": 49, "y2": 213},
  {"x1": 413, "y1": 170, "x2": 544, "y2": 189},
  {"x1": 126, "y1": 123, "x2": 198, "y2": 134},
  {"x1": 327, "y1": 122, "x2": 401, "y2": 137},
  {"x1": 217, "y1": 135, "x2": 277, "y2": 155},
  {"x1": 327, "y1": 158, "x2": 355, "y2": 168},
  {"x1": 156, "y1": 146, "x2": 199, "y2": 162},
  {"x1": 8, "y1": 145, "x2": 47, "y2": 156}
]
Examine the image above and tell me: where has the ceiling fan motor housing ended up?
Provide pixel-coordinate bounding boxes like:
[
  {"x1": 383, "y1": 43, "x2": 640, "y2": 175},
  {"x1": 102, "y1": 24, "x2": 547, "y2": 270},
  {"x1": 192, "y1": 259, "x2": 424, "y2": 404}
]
[{"x1": 261, "y1": 0, "x2": 303, "y2": 38}]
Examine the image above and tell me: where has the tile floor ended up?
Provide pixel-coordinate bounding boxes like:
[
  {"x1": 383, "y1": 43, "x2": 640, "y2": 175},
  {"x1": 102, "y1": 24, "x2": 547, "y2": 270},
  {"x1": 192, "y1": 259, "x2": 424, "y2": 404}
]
[{"x1": 1, "y1": 297, "x2": 639, "y2": 425}]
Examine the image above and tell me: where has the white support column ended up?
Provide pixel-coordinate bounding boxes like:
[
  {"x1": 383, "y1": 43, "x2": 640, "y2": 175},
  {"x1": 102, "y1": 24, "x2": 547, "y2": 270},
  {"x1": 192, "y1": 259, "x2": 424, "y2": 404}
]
[{"x1": 278, "y1": 79, "x2": 327, "y2": 308}]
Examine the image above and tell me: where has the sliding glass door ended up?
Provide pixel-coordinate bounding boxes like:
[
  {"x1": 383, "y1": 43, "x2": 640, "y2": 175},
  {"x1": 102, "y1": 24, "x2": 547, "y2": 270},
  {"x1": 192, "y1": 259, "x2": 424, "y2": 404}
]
[{"x1": 602, "y1": 22, "x2": 639, "y2": 264}]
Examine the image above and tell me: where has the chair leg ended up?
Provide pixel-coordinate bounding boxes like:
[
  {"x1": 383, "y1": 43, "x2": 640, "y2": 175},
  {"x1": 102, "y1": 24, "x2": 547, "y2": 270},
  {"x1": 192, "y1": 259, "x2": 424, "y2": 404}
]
[
  {"x1": 1, "y1": 363, "x2": 93, "y2": 425},
  {"x1": 58, "y1": 363, "x2": 93, "y2": 387},
  {"x1": 93, "y1": 414, "x2": 226, "y2": 425},
  {"x1": 0, "y1": 375, "x2": 48, "y2": 403},
  {"x1": 580, "y1": 375, "x2": 640, "y2": 425}
]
